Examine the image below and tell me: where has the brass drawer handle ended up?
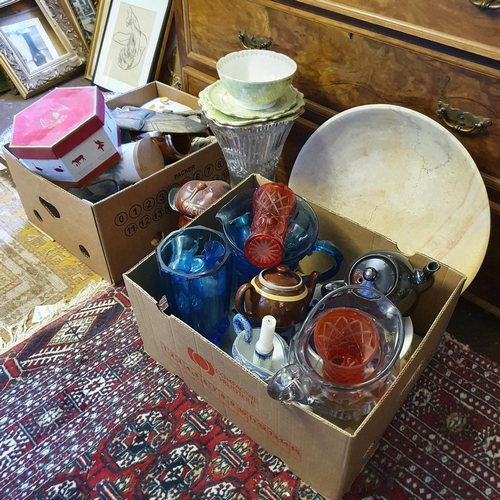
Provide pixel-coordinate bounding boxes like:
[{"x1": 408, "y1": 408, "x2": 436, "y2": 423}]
[
  {"x1": 436, "y1": 101, "x2": 492, "y2": 134},
  {"x1": 469, "y1": 0, "x2": 500, "y2": 9},
  {"x1": 238, "y1": 30, "x2": 272, "y2": 50}
]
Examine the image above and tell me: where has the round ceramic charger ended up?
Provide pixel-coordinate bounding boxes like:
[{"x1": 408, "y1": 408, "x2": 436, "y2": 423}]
[{"x1": 289, "y1": 104, "x2": 490, "y2": 288}]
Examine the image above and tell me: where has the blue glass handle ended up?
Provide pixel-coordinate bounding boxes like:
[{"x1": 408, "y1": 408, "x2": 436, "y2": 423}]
[{"x1": 309, "y1": 239, "x2": 344, "y2": 283}]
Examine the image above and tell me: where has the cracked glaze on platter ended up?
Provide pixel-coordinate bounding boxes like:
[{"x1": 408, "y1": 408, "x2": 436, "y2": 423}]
[{"x1": 289, "y1": 104, "x2": 490, "y2": 288}]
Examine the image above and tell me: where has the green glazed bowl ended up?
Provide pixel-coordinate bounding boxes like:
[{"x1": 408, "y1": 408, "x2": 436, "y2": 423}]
[{"x1": 216, "y1": 49, "x2": 297, "y2": 110}]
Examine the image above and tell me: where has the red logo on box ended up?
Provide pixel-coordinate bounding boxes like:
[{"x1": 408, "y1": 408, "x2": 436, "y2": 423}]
[{"x1": 187, "y1": 348, "x2": 214, "y2": 376}]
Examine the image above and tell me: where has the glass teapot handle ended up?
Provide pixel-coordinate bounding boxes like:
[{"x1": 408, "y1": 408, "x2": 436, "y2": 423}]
[
  {"x1": 267, "y1": 363, "x2": 310, "y2": 404},
  {"x1": 308, "y1": 239, "x2": 344, "y2": 283}
]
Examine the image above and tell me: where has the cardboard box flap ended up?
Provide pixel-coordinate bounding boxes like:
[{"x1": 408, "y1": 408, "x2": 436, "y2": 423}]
[{"x1": 106, "y1": 82, "x2": 201, "y2": 111}]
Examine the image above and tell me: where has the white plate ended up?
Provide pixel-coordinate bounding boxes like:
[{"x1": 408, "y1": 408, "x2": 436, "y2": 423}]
[
  {"x1": 141, "y1": 97, "x2": 192, "y2": 114},
  {"x1": 199, "y1": 86, "x2": 305, "y2": 127},
  {"x1": 401, "y1": 316, "x2": 414, "y2": 363},
  {"x1": 205, "y1": 81, "x2": 299, "y2": 119},
  {"x1": 289, "y1": 104, "x2": 490, "y2": 288}
]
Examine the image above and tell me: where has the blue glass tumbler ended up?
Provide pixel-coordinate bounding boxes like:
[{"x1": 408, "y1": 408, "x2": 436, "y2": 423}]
[{"x1": 155, "y1": 225, "x2": 233, "y2": 346}]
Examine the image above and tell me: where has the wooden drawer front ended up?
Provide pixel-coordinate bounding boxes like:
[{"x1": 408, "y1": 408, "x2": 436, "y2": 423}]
[
  {"x1": 179, "y1": 0, "x2": 500, "y2": 182},
  {"x1": 292, "y1": 0, "x2": 500, "y2": 62},
  {"x1": 465, "y1": 209, "x2": 500, "y2": 315}
]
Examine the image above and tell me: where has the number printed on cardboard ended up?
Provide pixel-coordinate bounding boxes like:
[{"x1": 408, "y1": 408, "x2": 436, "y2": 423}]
[{"x1": 115, "y1": 158, "x2": 229, "y2": 237}]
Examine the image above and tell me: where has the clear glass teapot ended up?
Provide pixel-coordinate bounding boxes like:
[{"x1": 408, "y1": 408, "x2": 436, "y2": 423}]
[{"x1": 267, "y1": 284, "x2": 404, "y2": 420}]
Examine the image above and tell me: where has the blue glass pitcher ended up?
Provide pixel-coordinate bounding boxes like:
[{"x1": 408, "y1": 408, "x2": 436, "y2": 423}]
[
  {"x1": 155, "y1": 226, "x2": 233, "y2": 346},
  {"x1": 215, "y1": 188, "x2": 343, "y2": 285}
]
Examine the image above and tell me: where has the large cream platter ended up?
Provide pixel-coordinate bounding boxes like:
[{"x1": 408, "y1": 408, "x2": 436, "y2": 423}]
[{"x1": 289, "y1": 104, "x2": 490, "y2": 288}]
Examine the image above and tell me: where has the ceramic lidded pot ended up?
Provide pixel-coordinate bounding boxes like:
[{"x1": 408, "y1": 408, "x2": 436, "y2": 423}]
[
  {"x1": 234, "y1": 264, "x2": 320, "y2": 330},
  {"x1": 168, "y1": 180, "x2": 232, "y2": 227}
]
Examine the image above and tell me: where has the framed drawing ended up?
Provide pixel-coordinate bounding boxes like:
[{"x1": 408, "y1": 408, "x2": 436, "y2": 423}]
[
  {"x1": 0, "y1": 0, "x2": 87, "y2": 98},
  {"x1": 92, "y1": 0, "x2": 172, "y2": 92}
]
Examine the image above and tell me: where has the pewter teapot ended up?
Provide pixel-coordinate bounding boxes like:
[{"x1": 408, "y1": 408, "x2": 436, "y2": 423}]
[{"x1": 322, "y1": 250, "x2": 440, "y2": 316}]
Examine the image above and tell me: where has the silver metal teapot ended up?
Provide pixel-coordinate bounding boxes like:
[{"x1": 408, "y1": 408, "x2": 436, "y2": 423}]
[{"x1": 322, "y1": 250, "x2": 440, "y2": 316}]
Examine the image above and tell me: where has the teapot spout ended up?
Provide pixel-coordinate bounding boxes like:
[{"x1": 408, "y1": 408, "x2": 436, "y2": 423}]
[
  {"x1": 305, "y1": 270, "x2": 321, "y2": 300},
  {"x1": 414, "y1": 261, "x2": 441, "y2": 294}
]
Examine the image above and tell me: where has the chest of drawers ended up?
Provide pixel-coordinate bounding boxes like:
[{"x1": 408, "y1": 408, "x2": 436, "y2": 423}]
[{"x1": 174, "y1": 0, "x2": 500, "y2": 315}]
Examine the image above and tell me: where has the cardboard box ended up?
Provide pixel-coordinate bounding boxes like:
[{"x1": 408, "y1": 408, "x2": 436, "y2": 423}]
[
  {"x1": 4, "y1": 82, "x2": 229, "y2": 283},
  {"x1": 123, "y1": 175, "x2": 465, "y2": 500},
  {"x1": 10, "y1": 87, "x2": 121, "y2": 186}
]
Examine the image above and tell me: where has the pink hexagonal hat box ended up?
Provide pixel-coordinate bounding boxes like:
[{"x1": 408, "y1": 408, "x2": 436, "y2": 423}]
[{"x1": 10, "y1": 86, "x2": 121, "y2": 187}]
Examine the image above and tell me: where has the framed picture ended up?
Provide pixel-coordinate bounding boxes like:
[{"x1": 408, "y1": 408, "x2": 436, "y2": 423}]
[
  {"x1": 0, "y1": 0, "x2": 87, "y2": 98},
  {"x1": 0, "y1": 0, "x2": 21, "y2": 7},
  {"x1": 92, "y1": 0, "x2": 172, "y2": 92},
  {"x1": 83, "y1": 0, "x2": 109, "y2": 79},
  {"x1": 66, "y1": 0, "x2": 96, "y2": 46}
]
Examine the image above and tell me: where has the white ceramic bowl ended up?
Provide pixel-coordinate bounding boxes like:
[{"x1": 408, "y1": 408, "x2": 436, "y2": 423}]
[{"x1": 216, "y1": 50, "x2": 297, "y2": 110}]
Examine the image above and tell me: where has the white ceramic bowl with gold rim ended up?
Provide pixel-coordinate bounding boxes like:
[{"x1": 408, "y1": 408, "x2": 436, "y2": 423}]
[{"x1": 216, "y1": 50, "x2": 297, "y2": 110}]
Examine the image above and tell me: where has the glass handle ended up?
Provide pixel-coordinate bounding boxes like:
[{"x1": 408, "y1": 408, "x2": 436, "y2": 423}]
[
  {"x1": 267, "y1": 364, "x2": 309, "y2": 403},
  {"x1": 310, "y1": 239, "x2": 344, "y2": 283}
]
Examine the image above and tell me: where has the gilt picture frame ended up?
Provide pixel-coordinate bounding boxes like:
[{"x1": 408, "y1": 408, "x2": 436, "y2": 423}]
[
  {"x1": 0, "y1": 0, "x2": 87, "y2": 98},
  {"x1": 92, "y1": 0, "x2": 172, "y2": 92},
  {"x1": 83, "y1": 0, "x2": 109, "y2": 79},
  {"x1": 66, "y1": 0, "x2": 97, "y2": 46},
  {"x1": 0, "y1": 0, "x2": 21, "y2": 7}
]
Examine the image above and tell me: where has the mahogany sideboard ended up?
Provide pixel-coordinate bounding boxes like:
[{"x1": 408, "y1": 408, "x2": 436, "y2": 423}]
[{"x1": 174, "y1": 0, "x2": 500, "y2": 317}]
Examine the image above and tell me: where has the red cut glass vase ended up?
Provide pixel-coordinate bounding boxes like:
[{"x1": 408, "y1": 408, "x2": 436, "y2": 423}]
[
  {"x1": 314, "y1": 307, "x2": 380, "y2": 385},
  {"x1": 244, "y1": 182, "x2": 297, "y2": 268}
]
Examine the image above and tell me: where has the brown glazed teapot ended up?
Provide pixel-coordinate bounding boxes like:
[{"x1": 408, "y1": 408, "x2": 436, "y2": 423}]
[{"x1": 234, "y1": 264, "x2": 320, "y2": 330}]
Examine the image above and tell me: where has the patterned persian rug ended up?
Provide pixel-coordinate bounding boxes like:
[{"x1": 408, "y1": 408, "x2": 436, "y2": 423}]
[
  {"x1": 1, "y1": 286, "x2": 499, "y2": 499},
  {"x1": 0, "y1": 168, "x2": 108, "y2": 352}
]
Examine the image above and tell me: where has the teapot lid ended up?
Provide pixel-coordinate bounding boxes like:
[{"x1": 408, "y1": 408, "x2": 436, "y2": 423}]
[
  {"x1": 259, "y1": 264, "x2": 303, "y2": 292},
  {"x1": 346, "y1": 253, "x2": 398, "y2": 296}
]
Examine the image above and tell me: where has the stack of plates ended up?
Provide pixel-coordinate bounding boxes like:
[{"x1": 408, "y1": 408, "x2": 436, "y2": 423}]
[{"x1": 199, "y1": 81, "x2": 305, "y2": 127}]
